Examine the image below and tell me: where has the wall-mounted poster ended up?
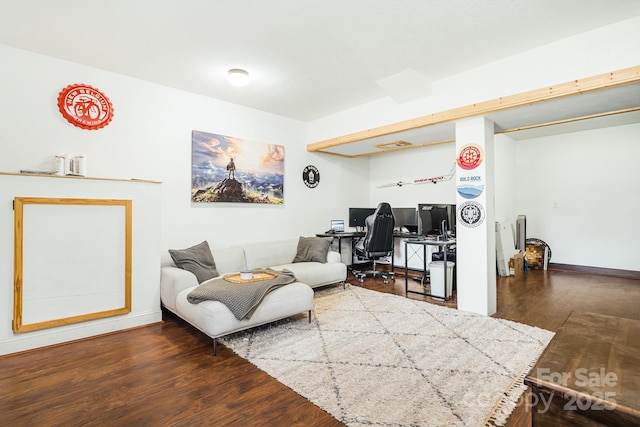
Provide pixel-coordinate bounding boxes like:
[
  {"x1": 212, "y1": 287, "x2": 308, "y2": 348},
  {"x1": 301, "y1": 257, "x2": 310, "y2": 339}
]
[{"x1": 191, "y1": 130, "x2": 284, "y2": 204}]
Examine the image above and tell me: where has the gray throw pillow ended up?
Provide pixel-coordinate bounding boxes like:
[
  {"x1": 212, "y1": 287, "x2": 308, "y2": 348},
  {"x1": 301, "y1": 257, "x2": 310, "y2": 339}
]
[
  {"x1": 169, "y1": 241, "x2": 219, "y2": 283},
  {"x1": 292, "y1": 236, "x2": 331, "y2": 263}
]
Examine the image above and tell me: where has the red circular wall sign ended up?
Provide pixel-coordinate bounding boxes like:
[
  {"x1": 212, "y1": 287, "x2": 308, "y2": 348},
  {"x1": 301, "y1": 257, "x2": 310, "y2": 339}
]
[
  {"x1": 57, "y1": 84, "x2": 114, "y2": 130},
  {"x1": 457, "y1": 144, "x2": 483, "y2": 170}
]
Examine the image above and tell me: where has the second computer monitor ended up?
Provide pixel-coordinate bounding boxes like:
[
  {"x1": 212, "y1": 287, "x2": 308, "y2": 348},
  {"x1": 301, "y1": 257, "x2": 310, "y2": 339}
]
[
  {"x1": 392, "y1": 207, "x2": 418, "y2": 233},
  {"x1": 418, "y1": 204, "x2": 456, "y2": 236}
]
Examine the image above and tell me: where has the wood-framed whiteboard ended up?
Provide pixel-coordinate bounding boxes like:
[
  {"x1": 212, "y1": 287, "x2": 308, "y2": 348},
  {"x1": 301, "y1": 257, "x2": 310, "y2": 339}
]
[{"x1": 13, "y1": 197, "x2": 132, "y2": 333}]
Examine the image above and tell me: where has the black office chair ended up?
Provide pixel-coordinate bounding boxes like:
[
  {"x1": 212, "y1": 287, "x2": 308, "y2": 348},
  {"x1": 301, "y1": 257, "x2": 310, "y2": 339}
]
[{"x1": 352, "y1": 202, "x2": 395, "y2": 283}]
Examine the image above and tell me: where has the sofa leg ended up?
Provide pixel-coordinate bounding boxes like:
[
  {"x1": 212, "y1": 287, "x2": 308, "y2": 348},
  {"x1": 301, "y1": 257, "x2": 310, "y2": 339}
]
[
  {"x1": 212, "y1": 338, "x2": 217, "y2": 356},
  {"x1": 308, "y1": 310, "x2": 312, "y2": 323}
]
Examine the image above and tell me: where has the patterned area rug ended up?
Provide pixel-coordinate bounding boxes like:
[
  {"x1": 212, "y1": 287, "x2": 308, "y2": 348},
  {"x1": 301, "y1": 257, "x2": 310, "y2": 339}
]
[{"x1": 221, "y1": 285, "x2": 553, "y2": 426}]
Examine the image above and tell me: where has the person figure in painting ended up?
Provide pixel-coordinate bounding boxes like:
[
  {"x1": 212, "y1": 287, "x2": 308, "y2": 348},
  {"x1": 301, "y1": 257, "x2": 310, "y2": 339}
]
[{"x1": 226, "y1": 158, "x2": 236, "y2": 179}]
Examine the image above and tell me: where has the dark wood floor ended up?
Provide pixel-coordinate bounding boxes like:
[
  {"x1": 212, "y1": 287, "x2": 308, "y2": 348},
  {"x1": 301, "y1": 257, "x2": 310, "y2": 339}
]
[{"x1": 1, "y1": 269, "x2": 638, "y2": 426}]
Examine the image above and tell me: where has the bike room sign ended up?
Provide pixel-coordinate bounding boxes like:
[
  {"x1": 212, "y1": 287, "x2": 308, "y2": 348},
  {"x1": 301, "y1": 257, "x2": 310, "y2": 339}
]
[{"x1": 57, "y1": 84, "x2": 114, "y2": 130}]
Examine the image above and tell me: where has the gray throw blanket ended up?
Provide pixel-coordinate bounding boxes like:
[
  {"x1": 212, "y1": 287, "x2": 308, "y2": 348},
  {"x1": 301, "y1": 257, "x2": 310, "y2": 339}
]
[{"x1": 186, "y1": 269, "x2": 296, "y2": 320}]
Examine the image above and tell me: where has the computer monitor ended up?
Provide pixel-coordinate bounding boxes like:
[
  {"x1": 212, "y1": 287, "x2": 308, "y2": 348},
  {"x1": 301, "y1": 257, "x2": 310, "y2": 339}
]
[
  {"x1": 418, "y1": 204, "x2": 456, "y2": 236},
  {"x1": 348, "y1": 207, "x2": 376, "y2": 228},
  {"x1": 392, "y1": 207, "x2": 418, "y2": 232}
]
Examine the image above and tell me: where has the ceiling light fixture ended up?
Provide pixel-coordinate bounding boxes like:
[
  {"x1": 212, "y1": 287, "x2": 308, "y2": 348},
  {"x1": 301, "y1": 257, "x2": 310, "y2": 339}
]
[
  {"x1": 227, "y1": 68, "x2": 250, "y2": 87},
  {"x1": 375, "y1": 140, "x2": 412, "y2": 149}
]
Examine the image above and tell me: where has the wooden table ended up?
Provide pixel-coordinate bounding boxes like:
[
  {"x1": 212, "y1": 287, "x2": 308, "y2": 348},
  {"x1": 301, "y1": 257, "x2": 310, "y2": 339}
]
[{"x1": 524, "y1": 311, "x2": 640, "y2": 426}]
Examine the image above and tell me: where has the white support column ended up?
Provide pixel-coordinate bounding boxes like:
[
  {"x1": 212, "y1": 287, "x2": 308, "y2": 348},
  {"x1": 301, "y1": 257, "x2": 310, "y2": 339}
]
[{"x1": 455, "y1": 117, "x2": 496, "y2": 315}]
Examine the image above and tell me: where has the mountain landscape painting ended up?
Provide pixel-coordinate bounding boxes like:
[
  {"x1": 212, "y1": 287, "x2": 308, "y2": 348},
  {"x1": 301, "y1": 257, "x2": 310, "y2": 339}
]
[{"x1": 191, "y1": 130, "x2": 284, "y2": 204}]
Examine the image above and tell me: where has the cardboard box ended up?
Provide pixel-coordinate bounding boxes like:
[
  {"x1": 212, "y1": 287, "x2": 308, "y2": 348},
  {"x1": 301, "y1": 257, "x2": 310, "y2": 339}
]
[{"x1": 512, "y1": 252, "x2": 524, "y2": 276}]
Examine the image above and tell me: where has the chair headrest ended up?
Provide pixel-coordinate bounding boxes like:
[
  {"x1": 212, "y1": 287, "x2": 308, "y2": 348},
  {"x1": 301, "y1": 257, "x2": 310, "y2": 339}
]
[{"x1": 374, "y1": 202, "x2": 392, "y2": 216}]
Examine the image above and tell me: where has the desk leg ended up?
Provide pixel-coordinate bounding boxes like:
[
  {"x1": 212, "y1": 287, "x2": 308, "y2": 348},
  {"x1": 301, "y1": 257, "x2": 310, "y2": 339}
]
[
  {"x1": 350, "y1": 237, "x2": 355, "y2": 271},
  {"x1": 404, "y1": 241, "x2": 408, "y2": 295},
  {"x1": 391, "y1": 249, "x2": 394, "y2": 275},
  {"x1": 423, "y1": 244, "x2": 428, "y2": 286},
  {"x1": 443, "y1": 247, "x2": 448, "y2": 301}
]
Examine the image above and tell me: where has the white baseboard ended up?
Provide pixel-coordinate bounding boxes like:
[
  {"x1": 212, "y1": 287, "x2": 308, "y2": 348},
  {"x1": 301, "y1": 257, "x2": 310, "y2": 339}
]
[{"x1": 0, "y1": 310, "x2": 162, "y2": 356}]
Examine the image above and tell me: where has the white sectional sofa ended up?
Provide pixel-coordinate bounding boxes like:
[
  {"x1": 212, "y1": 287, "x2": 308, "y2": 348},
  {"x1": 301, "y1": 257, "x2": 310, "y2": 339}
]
[{"x1": 160, "y1": 238, "x2": 346, "y2": 354}]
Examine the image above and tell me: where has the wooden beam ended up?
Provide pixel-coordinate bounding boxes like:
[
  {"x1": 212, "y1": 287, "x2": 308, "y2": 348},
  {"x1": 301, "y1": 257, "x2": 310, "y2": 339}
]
[
  {"x1": 496, "y1": 106, "x2": 640, "y2": 135},
  {"x1": 308, "y1": 65, "x2": 640, "y2": 153}
]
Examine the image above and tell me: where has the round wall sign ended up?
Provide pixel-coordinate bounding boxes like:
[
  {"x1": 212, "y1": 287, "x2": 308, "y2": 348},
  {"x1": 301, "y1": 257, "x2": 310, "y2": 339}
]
[
  {"x1": 57, "y1": 84, "x2": 114, "y2": 130},
  {"x1": 457, "y1": 201, "x2": 485, "y2": 228},
  {"x1": 457, "y1": 144, "x2": 483, "y2": 170},
  {"x1": 302, "y1": 165, "x2": 320, "y2": 188}
]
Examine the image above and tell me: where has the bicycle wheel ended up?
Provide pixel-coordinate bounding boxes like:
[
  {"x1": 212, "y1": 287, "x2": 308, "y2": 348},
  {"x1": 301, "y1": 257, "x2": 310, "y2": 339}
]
[{"x1": 88, "y1": 103, "x2": 100, "y2": 119}]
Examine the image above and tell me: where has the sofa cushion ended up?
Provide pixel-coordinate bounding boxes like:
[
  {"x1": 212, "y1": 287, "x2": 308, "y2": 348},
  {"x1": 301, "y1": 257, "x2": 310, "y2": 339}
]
[
  {"x1": 271, "y1": 261, "x2": 346, "y2": 289},
  {"x1": 169, "y1": 241, "x2": 219, "y2": 284},
  {"x1": 292, "y1": 236, "x2": 331, "y2": 263},
  {"x1": 210, "y1": 246, "x2": 247, "y2": 275},
  {"x1": 243, "y1": 239, "x2": 298, "y2": 270}
]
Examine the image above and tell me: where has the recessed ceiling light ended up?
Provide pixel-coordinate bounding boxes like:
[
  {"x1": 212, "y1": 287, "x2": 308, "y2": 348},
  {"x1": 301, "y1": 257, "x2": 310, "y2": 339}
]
[
  {"x1": 228, "y1": 68, "x2": 250, "y2": 87},
  {"x1": 375, "y1": 140, "x2": 412, "y2": 149}
]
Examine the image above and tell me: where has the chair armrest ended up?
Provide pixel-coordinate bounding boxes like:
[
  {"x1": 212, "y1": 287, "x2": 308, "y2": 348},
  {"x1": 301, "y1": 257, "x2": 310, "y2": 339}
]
[{"x1": 326, "y1": 250, "x2": 341, "y2": 263}]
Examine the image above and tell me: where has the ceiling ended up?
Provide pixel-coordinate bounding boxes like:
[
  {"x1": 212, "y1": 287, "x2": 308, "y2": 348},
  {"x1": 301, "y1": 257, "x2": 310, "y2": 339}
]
[
  {"x1": 307, "y1": 67, "x2": 640, "y2": 156},
  {"x1": 1, "y1": 0, "x2": 640, "y2": 122}
]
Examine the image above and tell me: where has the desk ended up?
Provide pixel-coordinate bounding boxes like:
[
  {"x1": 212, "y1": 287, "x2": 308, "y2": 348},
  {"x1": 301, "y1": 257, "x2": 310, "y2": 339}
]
[
  {"x1": 318, "y1": 231, "x2": 398, "y2": 275},
  {"x1": 318, "y1": 232, "x2": 417, "y2": 253},
  {"x1": 316, "y1": 232, "x2": 364, "y2": 267},
  {"x1": 404, "y1": 238, "x2": 456, "y2": 300},
  {"x1": 524, "y1": 312, "x2": 640, "y2": 426}
]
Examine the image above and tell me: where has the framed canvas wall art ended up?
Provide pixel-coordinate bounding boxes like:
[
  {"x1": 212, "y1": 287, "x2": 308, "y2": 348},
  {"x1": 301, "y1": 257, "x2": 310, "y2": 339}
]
[{"x1": 191, "y1": 130, "x2": 284, "y2": 204}]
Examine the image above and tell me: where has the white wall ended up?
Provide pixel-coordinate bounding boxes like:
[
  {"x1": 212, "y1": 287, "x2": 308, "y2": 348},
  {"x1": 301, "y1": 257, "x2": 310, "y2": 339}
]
[
  {"x1": 0, "y1": 174, "x2": 161, "y2": 355},
  {"x1": 369, "y1": 135, "x2": 516, "y2": 233},
  {"x1": 0, "y1": 44, "x2": 366, "y2": 252},
  {"x1": 515, "y1": 123, "x2": 640, "y2": 271},
  {"x1": 494, "y1": 134, "x2": 518, "y2": 224},
  {"x1": 368, "y1": 124, "x2": 640, "y2": 272},
  {"x1": 367, "y1": 122, "x2": 640, "y2": 271},
  {"x1": 369, "y1": 143, "x2": 457, "y2": 207}
]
